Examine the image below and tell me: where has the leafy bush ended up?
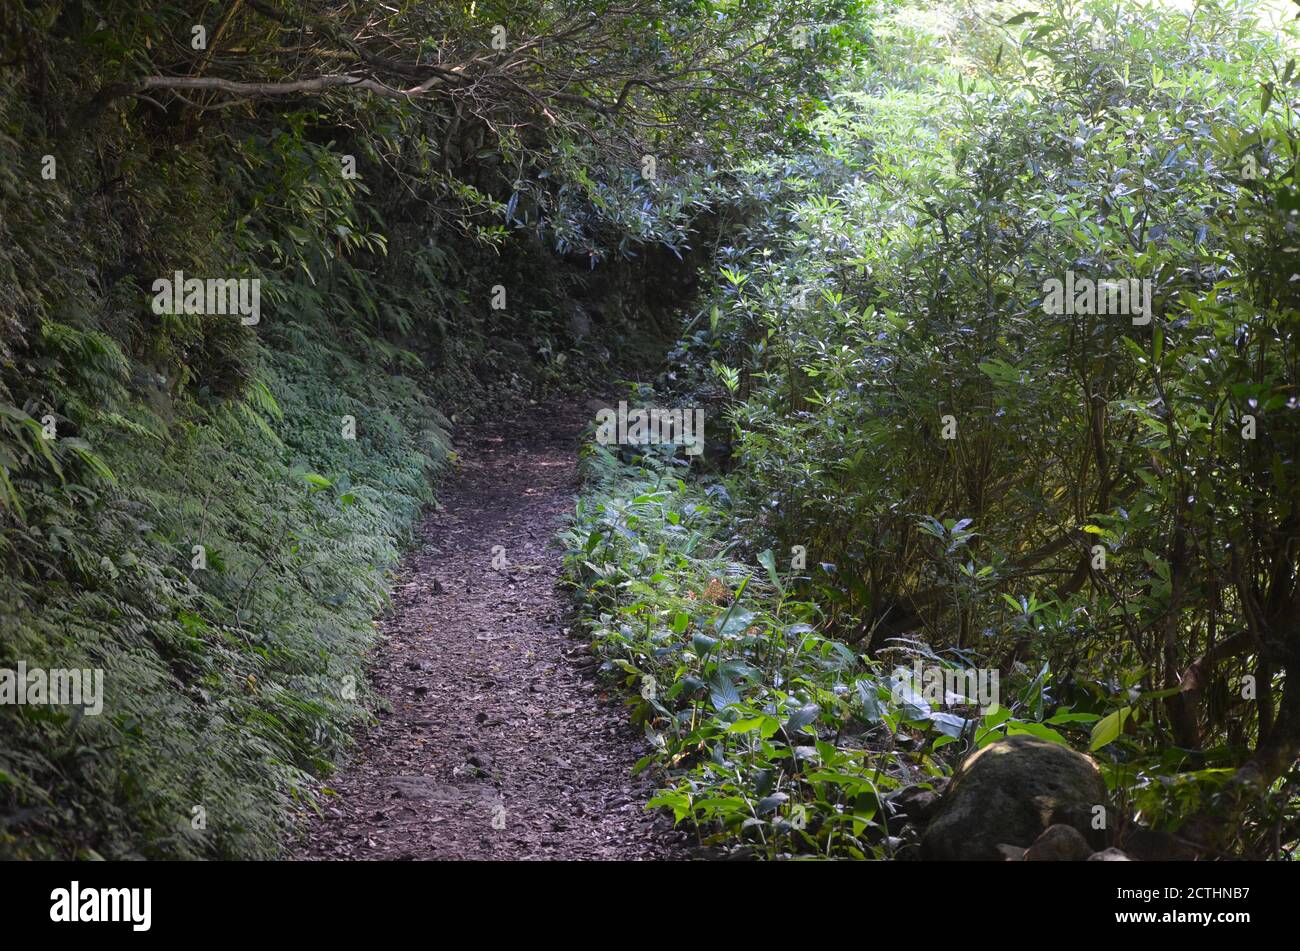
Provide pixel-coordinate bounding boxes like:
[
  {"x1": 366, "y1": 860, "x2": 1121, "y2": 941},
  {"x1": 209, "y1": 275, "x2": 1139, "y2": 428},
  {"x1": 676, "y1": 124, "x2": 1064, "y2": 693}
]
[
  {"x1": 564, "y1": 441, "x2": 1121, "y2": 857},
  {"x1": 568, "y1": 0, "x2": 1300, "y2": 858}
]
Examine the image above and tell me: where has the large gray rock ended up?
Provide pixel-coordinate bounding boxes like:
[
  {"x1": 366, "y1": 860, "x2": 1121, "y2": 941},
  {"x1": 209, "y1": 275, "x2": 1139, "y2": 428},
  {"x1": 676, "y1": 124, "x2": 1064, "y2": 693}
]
[{"x1": 920, "y1": 734, "x2": 1109, "y2": 860}]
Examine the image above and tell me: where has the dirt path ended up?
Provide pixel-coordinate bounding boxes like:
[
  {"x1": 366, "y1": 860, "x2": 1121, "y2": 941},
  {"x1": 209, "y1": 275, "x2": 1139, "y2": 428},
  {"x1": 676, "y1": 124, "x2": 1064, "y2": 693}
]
[{"x1": 294, "y1": 399, "x2": 686, "y2": 860}]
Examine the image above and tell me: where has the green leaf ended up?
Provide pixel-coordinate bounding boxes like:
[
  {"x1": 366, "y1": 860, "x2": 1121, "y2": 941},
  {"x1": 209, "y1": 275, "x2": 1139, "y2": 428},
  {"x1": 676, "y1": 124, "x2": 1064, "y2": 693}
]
[
  {"x1": 709, "y1": 673, "x2": 741, "y2": 711},
  {"x1": 647, "y1": 789, "x2": 693, "y2": 823},
  {"x1": 855, "y1": 679, "x2": 883, "y2": 723},
  {"x1": 1006, "y1": 720, "x2": 1070, "y2": 746},
  {"x1": 691, "y1": 631, "x2": 719, "y2": 655},
  {"x1": 1089, "y1": 707, "x2": 1132, "y2": 751},
  {"x1": 715, "y1": 609, "x2": 755, "y2": 637},
  {"x1": 756, "y1": 793, "x2": 788, "y2": 815},
  {"x1": 758, "y1": 548, "x2": 783, "y2": 594},
  {"x1": 784, "y1": 703, "x2": 821, "y2": 735},
  {"x1": 929, "y1": 712, "x2": 969, "y2": 738}
]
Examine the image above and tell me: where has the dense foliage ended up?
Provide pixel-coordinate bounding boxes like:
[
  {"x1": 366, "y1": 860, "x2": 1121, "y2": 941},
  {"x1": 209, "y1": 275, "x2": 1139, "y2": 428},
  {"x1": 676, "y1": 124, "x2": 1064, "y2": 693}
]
[
  {"x1": 566, "y1": 0, "x2": 1300, "y2": 858},
  {"x1": 5, "y1": 0, "x2": 1297, "y2": 862}
]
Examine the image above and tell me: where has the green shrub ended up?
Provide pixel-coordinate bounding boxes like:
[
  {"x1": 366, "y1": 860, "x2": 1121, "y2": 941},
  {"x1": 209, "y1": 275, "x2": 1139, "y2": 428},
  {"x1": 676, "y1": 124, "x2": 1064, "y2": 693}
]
[{"x1": 569, "y1": 0, "x2": 1300, "y2": 857}]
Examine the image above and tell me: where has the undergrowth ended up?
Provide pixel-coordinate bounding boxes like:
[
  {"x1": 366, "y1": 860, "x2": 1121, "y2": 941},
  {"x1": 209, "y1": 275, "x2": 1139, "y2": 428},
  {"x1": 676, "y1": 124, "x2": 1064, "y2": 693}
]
[
  {"x1": 0, "y1": 314, "x2": 449, "y2": 860},
  {"x1": 562, "y1": 443, "x2": 1114, "y2": 858}
]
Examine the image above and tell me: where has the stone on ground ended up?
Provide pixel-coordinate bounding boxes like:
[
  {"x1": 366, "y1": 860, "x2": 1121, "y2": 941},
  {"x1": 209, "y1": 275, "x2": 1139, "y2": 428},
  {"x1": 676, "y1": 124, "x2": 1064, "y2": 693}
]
[{"x1": 920, "y1": 734, "x2": 1108, "y2": 860}]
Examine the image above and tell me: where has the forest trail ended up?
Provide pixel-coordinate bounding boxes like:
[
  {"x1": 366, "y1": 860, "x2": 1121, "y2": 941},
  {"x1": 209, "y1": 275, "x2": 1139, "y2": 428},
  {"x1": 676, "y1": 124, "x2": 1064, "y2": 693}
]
[{"x1": 294, "y1": 399, "x2": 684, "y2": 860}]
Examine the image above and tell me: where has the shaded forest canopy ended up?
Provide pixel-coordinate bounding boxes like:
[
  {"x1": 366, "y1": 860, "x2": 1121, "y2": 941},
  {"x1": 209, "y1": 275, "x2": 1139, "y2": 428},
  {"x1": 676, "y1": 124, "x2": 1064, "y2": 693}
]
[{"x1": 1, "y1": 0, "x2": 1299, "y2": 860}]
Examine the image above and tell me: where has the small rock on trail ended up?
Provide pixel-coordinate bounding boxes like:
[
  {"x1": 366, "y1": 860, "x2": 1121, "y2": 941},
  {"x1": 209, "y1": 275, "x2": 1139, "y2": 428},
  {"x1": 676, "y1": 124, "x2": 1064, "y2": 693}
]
[{"x1": 293, "y1": 400, "x2": 686, "y2": 860}]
